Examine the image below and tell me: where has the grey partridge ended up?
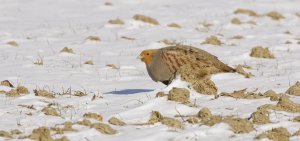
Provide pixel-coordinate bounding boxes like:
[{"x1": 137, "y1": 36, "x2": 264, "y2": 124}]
[{"x1": 139, "y1": 45, "x2": 235, "y2": 85}]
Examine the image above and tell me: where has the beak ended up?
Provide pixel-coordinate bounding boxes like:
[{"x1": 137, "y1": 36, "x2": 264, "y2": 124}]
[{"x1": 137, "y1": 55, "x2": 143, "y2": 59}]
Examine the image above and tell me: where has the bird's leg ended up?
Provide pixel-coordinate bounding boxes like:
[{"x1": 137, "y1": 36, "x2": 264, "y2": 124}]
[{"x1": 162, "y1": 80, "x2": 170, "y2": 85}]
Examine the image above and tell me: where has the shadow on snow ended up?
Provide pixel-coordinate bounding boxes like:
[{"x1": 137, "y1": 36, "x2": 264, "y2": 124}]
[{"x1": 105, "y1": 89, "x2": 154, "y2": 95}]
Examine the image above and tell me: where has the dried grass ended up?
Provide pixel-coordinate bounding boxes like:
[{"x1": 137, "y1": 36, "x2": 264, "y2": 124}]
[
  {"x1": 6, "y1": 41, "x2": 18, "y2": 47},
  {"x1": 202, "y1": 35, "x2": 222, "y2": 46},
  {"x1": 266, "y1": 11, "x2": 285, "y2": 20},
  {"x1": 60, "y1": 47, "x2": 74, "y2": 54},
  {"x1": 167, "y1": 23, "x2": 181, "y2": 28},
  {"x1": 83, "y1": 112, "x2": 103, "y2": 121},
  {"x1": 234, "y1": 8, "x2": 257, "y2": 16}
]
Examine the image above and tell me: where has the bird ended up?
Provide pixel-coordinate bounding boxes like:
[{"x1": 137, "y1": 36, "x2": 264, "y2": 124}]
[{"x1": 139, "y1": 45, "x2": 235, "y2": 85}]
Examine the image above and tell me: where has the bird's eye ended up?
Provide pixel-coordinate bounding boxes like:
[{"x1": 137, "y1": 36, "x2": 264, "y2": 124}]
[{"x1": 146, "y1": 53, "x2": 150, "y2": 55}]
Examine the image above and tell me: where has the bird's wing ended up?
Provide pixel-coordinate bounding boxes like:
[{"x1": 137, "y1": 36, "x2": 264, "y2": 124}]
[{"x1": 161, "y1": 45, "x2": 234, "y2": 72}]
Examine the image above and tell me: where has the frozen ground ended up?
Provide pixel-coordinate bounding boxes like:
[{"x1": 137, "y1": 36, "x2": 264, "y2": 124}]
[{"x1": 1, "y1": 0, "x2": 300, "y2": 140}]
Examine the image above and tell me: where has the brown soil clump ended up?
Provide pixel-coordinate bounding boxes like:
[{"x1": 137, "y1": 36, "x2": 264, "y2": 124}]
[
  {"x1": 224, "y1": 117, "x2": 254, "y2": 134},
  {"x1": 108, "y1": 18, "x2": 124, "y2": 25},
  {"x1": 6, "y1": 89, "x2": 20, "y2": 97},
  {"x1": 106, "y1": 64, "x2": 119, "y2": 69},
  {"x1": 86, "y1": 36, "x2": 101, "y2": 42},
  {"x1": 83, "y1": 112, "x2": 103, "y2": 121},
  {"x1": 6, "y1": 41, "x2": 18, "y2": 47},
  {"x1": 148, "y1": 111, "x2": 183, "y2": 129},
  {"x1": 258, "y1": 95, "x2": 300, "y2": 112},
  {"x1": 264, "y1": 90, "x2": 279, "y2": 101},
  {"x1": 34, "y1": 89, "x2": 55, "y2": 98},
  {"x1": 293, "y1": 129, "x2": 300, "y2": 136},
  {"x1": 156, "y1": 92, "x2": 167, "y2": 97},
  {"x1": 62, "y1": 122, "x2": 76, "y2": 132},
  {"x1": 234, "y1": 8, "x2": 257, "y2": 16},
  {"x1": 251, "y1": 109, "x2": 270, "y2": 124},
  {"x1": 197, "y1": 107, "x2": 222, "y2": 126},
  {"x1": 77, "y1": 119, "x2": 92, "y2": 127},
  {"x1": 84, "y1": 60, "x2": 94, "y2": 65},
  {"x1": 29, "y1": 127, "x2": 53, "y2": 141},
  {"x1": 1, "y1": 80, "x2": 14, "y2": 87},
  {"x1": 0, "y1": 130, "x2": 12, "y2": 139},
  {"x1": 160, "y1": 117, "x2": 183, "y2": 129},
  {"x1": 250, "y1": 46, "x2": 275, "y2": 59},
  {"x1": 231, "y1": 18, "x2": 242, "y2": 25},
  {"x1": 293, "y1": 116, "x2": 300, "y2": 122},
  {"x1": 60, "y1": 47, "x2": 74, "y2": 54},
  {"x1": 133, "y1": 14, "x2": 159, "y2": 25},
  {"x1": 16, "y1": 86, "x2": 29, "y2": 94},
  {"x1": 186, "y1": 117, "x2": 199, "y2": 124},
  {"x1": 91, "y1": 123, "x2": 117, "y2": 135},
  {"x1": 178, "y1": 65, "x2": 217, "y2": 95},
  {"x1": 255, "y1": 127, "x2": 291, "y2": 141},
  {"x1": 266, "y1": 11, "x2": 285, "y2": 20},
  {"x1": 220, "y1": 89, "x2": 265, "y2": 99},
  {"x1": 148, "y1": 111, "x2": 163, "y2": 124},
  {"x1": 235, "y1": 65, "x2": 253, "y2": 78},
  {"x1": 202, "y1": 35, "x2": 222, "y2": 46},
  {"x1": 167, "y1": 23, "x2": 181, "y2": 28},
  {"x1": 10, "y1": 129, "x2": 22, "y2": 135},
  {"x1": 42, "y1": 107, "x2": 60, "y2": 116},
  {"x1": 230, "y1": 35, "x2": 244, "y2": 40},
  {"x1": 286, "y1": 82, "x2": 300, "y2": 96},
  {"x1": 108, "y1": 117, "x2": 126, "y2": 126},
  {"x1": 168, "y1": 87, "x2": 190, "y2": 103}
]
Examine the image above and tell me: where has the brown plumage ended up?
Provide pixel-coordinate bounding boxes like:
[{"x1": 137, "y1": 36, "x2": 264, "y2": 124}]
[{"x1": 139, "y1": 45, "x2": 235, "y2": 85}]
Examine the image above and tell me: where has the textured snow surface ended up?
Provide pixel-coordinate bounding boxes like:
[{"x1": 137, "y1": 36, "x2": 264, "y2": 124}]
[{"x1": 1, "y1": 0, "x2": 300, "y2": 140}]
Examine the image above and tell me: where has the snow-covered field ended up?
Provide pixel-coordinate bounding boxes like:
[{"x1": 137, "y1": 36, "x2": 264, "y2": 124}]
[{"x1": 1, "y1": 0, "x2": 300, "y2": 140}]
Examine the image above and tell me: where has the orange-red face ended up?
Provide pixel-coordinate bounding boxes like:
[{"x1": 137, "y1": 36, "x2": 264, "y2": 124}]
[{"x1": 139, "y1": 49, "x2": 158, "y2": 65}]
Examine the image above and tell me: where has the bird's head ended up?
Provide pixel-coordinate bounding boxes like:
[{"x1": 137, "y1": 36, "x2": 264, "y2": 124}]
[{"x1": 138, "y1": 49, "x2": 158, "y2": 65}]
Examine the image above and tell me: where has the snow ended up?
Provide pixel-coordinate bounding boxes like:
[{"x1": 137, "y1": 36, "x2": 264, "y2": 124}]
[{"x1": 1, "y1": 0, "x2": 300, "y2": 140}]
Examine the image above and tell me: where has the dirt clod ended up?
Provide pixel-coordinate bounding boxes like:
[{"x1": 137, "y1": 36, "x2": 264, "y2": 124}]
[
  {"x1": 220, "y1": 89, "x2": 265, "y2": 99},
  {"x1": 108, "y1": 117, "x2": 126, "y2": 126},
  {"x1": 266, "y1": 11, "x2": 285, "y2": 20},
  {"x1": 34, "y1": 89, "x2": 55, "y2": 98},
  {"x1": 160, "y1": 117, "x2": 183, "y2": 129},
  {"x1": 235, "y1": 65, "x2": 253, "y2": 78},
  {"x1": 6, "y1": 41, "x2": 18, "y2": 47},
  {"x1": 0, "y1": 130, "x2": 12, "y2": 138},
  {"x1": 77, "y1": 119, "x2": 92, "y2": 127},
  {"x1": 186, "y1": 117, "x2": 199, "y2": 124},
  {"x1": 29, "y1": 127, "x2": 53, "y2": 141},
  {"x1": 148, "y1": 111, "x2": 163, "y2": 124},
  {"x1": 86, "y1": 36, "x2": 101, "y2": 42},
  {"x1": 264, "y1": 90, "x2": 279, "y2": 101},
  {"x1": 16, "y1": 86, "x2": 29, "y2": 94},
  {"x1": 251, "y1": 109, "x2": 270, "y2": 124},
  {"x1": 167, "y1": 23, "x2": 181, "y2": 28},
  {"x1": 6, "y1": 89, "x2": 20, "y2": 97},
  {"x1": 292, "y1": 116, "x2": 300, "y2": 122},
  {"x1": 231, "y1": 18, "x2": 242, "y2": 25},
  {"x1": 250, "y1": 46, "x2": 275, "y2": 59},
  {"x1": 83, "y1": 112, "x2": 103, "y2": 121},
  {"x1": 91, "y1": 123, "x2": 117, "y2": 135},
  {"x1": 60, "y1": 47, "x2": 74, "y2": 54},
  {"x1": 223, "y1": 117, "x2": 254, "y2": 134},
  {"x1": 42, "y1": 107, "x2": 60, "y2": 116},
  {"x1": 234, "y1": 8, "x2": 257, "y2": 16},
  {"x1": 202, "y1": 35, "x2": 222, "y2": 46},
  {"x1": 286, "y1": 82, "x2": 300, "y2": 96},
  {"x1": 84, "y1": 60, "x2": 94, "y2": 65},
  {"x1": 156, "y1": 92, "x2": 167, "y2": 97},
  {"x1": 197, "y1": 107, "x2": 222, "y2": 126},
  {"x1": 255, "y1": 127, "x2": 291, "y2": 141},
  {"x1": 108, "y1": 18, "x2": 124, "y2": 25},
  {"x1": 1, "y1": 80, "x2": 14, "y2": 87},
  {"x1": 133, "y1": 14, "x2": 159, "y2": 25},
  {"x1": 168, "y1": 87, "x2": 190, "y2": 103}
]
